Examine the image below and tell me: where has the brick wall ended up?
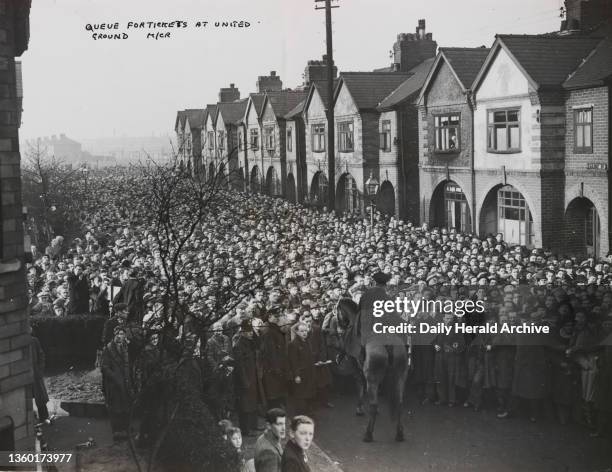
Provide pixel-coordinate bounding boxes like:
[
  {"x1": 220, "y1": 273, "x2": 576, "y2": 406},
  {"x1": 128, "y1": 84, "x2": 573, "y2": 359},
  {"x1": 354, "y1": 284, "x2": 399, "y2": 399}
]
[{"x1": 0, "y1": 0, "x2": 33, "y2": 450}]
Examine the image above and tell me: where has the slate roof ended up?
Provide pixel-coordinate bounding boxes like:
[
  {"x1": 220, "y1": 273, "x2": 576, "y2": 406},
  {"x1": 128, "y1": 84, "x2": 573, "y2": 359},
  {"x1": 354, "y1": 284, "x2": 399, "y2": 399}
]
[
  {"x1": 250, "y1": 93, "x2": 266, "y2": 119},
  {"x1": 377, "y1": 58, "x2": 436, "y2": 110},
  {"x1": 440, "y1": 47, "x2": 490, "y2": 89},
  {"x1": 184, "y1": 109, "x2": 206, "y2": 130},
  {"x1": 264, "y1": 90, "x2": 309, "y2": 119},
  {"x1": 217, "y1": 99, "x2": 248, "y2": 125},
  {"x1": 563, "y1": 38, "x2": 612, "y2": 89},
  {"x1": 496, "y1": 34, "x2": 601, "y2": 87},
  {"x1": 284, "y1": 99, "x2": 305, "y2": 120},
  {"x1": 311, "y1": 80, "x2": 340, "y2": 110},
  {"x1": 337, "y1": 72, "x2": 412, "y2": 111},
  {"x1": 205, "y1": 104, "x2": 217, "y2": 126},
  {"x1": 174, "y1": 110, "x2": 186, "y2": 132}
]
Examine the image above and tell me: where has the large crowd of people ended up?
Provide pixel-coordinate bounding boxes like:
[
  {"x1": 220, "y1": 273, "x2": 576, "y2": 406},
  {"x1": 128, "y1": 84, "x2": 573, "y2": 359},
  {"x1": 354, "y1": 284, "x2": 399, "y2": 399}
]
[{"x1": 26, "y1": 167, "x2": 612, "y2": 464}]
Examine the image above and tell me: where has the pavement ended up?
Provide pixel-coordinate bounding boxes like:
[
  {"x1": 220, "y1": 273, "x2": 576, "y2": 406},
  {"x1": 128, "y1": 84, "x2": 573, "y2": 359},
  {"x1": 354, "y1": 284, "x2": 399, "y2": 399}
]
[
  {"x1": 314, "y1": 390, "x2": 612, "y2": 472},
  {"x1": 42, "y1": 411, "x2": 342, "y2": 472}
]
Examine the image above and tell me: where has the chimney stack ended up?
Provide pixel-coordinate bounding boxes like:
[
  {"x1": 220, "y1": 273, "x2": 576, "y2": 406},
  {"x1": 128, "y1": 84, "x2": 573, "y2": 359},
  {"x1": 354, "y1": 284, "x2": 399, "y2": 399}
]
[
  {"x1": 256, "y1": 71, "x2": 283, "y2": 92},
  {"x1": 303, "y1": 55, "x2": 338, "y2": 86},
  {"x1": 392, "y1": 19, "x2": 437, "y2": 72},
  {"x1": 219, "y1": 84, "x2": 241, "y2": 102}
]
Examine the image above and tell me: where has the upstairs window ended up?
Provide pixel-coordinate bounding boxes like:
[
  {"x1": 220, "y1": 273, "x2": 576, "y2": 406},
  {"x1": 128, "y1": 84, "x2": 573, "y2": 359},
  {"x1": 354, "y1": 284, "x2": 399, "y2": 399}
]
[
  {"x1": 250, "y1": 128, "x2": 259, "y2": 150},
  {"x1": 487, "y1": 108, "x2": 520, "y2": 152},
  {"x1": 434, "y1": 114, "x2": 460, "y2": 151},
  {"x1": 312, "y1": 124, "x2": 326, "y2": 152},
  {"x1": 265, "y1": 126, "x2": 275, "y2": 150},
  {"x1": 287, "y1": 128, "x2": 293, "y2": 152},
  {"x1": 217, "y1": 130, "x2": 225, "y2": 150},
  {"x1": 238, "y1": 130, "x2": 244, "y2": 150},
  {"x1": 338, "y1": 121, "x2": 354, "y2": 152},
  {"x1": 574, "y1": 107, "x2": 593, "y2": 153},
  {"x1": 380, "y1": 120, "x2": 391, "y2": 152},
  {"x1": 208, "y1": 131, "x2": 215, "y2": 150}
]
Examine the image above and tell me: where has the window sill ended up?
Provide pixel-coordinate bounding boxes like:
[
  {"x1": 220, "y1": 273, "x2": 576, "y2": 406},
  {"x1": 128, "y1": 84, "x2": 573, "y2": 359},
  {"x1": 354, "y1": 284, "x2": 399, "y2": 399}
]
[
  {"x1": 313, "y1": 150, "x2": 326, "y2": 153},
  {"x1": 338, "y1": 149, "x2": 354, "y2": 153},
  {"x1": 574, "y1": 149, "x2": 593, "y2": 154},
  {"x1": 487, "y1": 149, "x2": 521, "y2": 154},
  {"x1": 434, "y1": 150, "x2": 460, "y2": 155}
]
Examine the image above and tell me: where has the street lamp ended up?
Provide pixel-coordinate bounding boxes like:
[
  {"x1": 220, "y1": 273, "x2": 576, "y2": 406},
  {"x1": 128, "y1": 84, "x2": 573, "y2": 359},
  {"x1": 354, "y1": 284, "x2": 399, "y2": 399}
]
[{"x1": 365, "y1": 172, "x2": 379, "y2": 227}]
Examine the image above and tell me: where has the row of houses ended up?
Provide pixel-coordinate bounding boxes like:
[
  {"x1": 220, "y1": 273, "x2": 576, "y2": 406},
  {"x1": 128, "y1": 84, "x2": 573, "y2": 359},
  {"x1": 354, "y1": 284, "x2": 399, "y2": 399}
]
[{"x1": 175, "y1": 2, "x2": 612, "y2": 259}]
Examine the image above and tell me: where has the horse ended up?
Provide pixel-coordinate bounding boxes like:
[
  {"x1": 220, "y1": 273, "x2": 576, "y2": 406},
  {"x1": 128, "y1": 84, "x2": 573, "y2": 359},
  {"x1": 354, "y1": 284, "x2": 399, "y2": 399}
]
[{"x1": 335, "y1": 296, "x2": 411, "y2": 443}]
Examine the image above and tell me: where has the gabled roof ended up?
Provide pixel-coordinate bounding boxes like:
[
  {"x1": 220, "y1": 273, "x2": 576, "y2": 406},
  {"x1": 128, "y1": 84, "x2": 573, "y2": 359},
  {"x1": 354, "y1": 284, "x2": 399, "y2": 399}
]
[
  {"x1": 441, "y1": 47, "x2": 490, "y2": 90},
  {"x1": 303, "y1": 80, "x2": 340, "y2": 118},
  {"x1": 262, "y1": 90, "x2": 309, "y2": 121},
  {"x1": 473, "y1": 34, "x2": 601, "y2": 91},
  {"x1": 284, "y1": 99, "x2": 305, "y2": 120},
  {"x1": 377, "y1": 58, "x2": 436, "y2": 110},
  {"x1": 334, "y1": 72, "x2": 412, "y2": 111},
  {"x1": 563, "y1": 38, "x2": 612, "y2": 89},
  {"x1": 184, "y1": 109, "x2": 206, "y2": 130},
  {"x1": 241, "y1": 93, "x2": 266, "y2": 125},
  {"x1": 216, "y1": 99, "x2": 248, "y2": 126},
  {"x1": 205, "y1": 104, "x2": 218, "y2": 127},
  {"x1": 174, "y1": 110, "x2": 186, "y2": 132}
]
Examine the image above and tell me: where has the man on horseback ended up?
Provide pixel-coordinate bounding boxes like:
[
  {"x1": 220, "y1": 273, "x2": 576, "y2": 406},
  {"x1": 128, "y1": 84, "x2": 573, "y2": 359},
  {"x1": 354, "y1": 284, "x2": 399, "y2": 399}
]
[{"x1": 338, "y1": 271, "x2": 411, "y2": 443}]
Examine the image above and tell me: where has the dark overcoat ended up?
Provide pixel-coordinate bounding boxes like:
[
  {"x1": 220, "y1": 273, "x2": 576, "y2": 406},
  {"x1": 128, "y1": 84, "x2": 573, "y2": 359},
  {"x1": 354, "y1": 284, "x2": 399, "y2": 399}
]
[
  {"x1": 113, "y1": 277, "x2": 145, "y2": 323},
  {"x1": 254, "y1": 429, "x2": 283, "y2": 472},
  {"x1": 100, "y1": 341, "x2": 132, "y2": 414},
  {"x1": 260, "y1": 324, "x2": 289, "y2": 400},
  {"x1": 233, "y1": 335, "x2": 259, "y2": 413},
  {"x1": 594, "y1": 344, "x2": 612, "y2": 413},
  {"x1": 512, "y1": 332, "x2": 554, "y2": 400},
  {"x1": 67, "y1": 273, "x2": 90, "y2": 314},
  {"x1": 280, "y1": 439, "x2": 311, "y2": 472},
  {"x1": 490, "y1": 333, "x2": 516, "y2": 390},
  {"x1": 433, "y1": 327, "x2": 467, "y2": 388},
  {"x1": 288, "y1": 337, "x2": 315, "y2": 400},
  {"x1": 308, "y1": 324, "x2": 332, "y2": 389}
]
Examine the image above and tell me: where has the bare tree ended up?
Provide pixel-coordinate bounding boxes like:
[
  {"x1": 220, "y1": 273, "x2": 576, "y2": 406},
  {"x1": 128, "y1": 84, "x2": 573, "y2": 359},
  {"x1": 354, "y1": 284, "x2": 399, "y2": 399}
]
[{"x1": 21, "y1": 140, "x2": 88, "y2": 249}]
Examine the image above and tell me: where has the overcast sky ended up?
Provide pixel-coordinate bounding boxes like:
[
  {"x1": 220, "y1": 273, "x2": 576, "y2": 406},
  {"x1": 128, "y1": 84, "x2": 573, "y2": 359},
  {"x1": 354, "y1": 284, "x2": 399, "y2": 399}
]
[{"x1": 20, "y1": 0, "x2": 562, "y2": 141}]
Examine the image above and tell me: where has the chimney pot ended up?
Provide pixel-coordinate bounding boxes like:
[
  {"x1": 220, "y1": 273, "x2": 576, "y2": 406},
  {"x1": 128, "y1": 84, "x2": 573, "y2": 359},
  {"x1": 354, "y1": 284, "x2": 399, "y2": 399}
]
[
  {"x1": 230, "y1": 83, "x2": 235, "y2": 88},
  {"x1": 271, "y1": 71, "x2": 276, "y2": 76}
]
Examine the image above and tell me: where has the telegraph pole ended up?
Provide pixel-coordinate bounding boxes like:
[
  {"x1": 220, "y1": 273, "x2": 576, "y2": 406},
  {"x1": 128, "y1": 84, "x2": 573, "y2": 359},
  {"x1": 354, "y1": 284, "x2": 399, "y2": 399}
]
[{"x1": 315, "y1": 0, "x2": 338, "y2": 211}]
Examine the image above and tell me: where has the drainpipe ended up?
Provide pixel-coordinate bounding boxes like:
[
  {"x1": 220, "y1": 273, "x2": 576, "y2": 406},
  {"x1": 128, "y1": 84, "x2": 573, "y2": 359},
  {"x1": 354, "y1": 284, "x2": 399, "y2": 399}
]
[
  {"x1": 469, "y1": 90, "x2": 477, "y2": 236},
  {"x1": 608, "y1": 80, "x2": 612, "y2": 256},
  {"x1": 397, "y1": 108, "x2": 406, "y2": 220}
]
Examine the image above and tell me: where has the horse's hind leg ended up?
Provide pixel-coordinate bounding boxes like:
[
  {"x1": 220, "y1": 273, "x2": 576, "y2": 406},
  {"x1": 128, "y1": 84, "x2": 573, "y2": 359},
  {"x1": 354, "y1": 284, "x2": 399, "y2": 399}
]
[
  {"x1": 363, "y1": 347, "x2": 386, "y2": 443},
  {"x1": 394, "y1": 348, "x2": 410, "y2": 442},
  {"x1": 363, "y1": 379, "x2": 378, "y2": 442},
  {"x1": 351, "y1": 358, "x2": 366, "y2": 416},
  {"x1": 355, "y1": 367, "x2": 366, "y2": 417}
]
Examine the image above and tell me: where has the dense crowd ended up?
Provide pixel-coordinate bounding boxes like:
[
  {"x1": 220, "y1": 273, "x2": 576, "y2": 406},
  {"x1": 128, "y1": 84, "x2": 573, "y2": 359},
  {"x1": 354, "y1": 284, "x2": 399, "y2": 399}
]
[{"x1": 26, "y1": 167, "x2": 612, "y2": 456}]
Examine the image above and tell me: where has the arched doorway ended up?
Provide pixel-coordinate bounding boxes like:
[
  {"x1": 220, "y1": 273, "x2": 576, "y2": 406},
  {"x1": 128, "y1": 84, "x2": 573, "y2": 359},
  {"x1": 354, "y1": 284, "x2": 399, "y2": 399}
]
[
  {"x1": 565, "y1": 197, "x2": 600, "y2": 257},
  {"x1": 310, "y1": 172, "x2": 329, "y2": 208},
  {"x1": 250, "y1": 166, "x2": 261, "y2": 192},
  {"x1": 377, "y1": 181, "x2": 396, "y2": 216},
  {"x1": 480, "y1": 184, "x2": 534, "y2": 247},
  {"x1": 430, "y1": 180, "x2": 471, "y2": 232},
  {"x1": 336, "y1": 173, "x2": 361, "y2": 214},
  {"x1": 233, "y1": 167, "x2": 246, "y2": 192},
  {"x1": 287, "y1": 173, "x2": 297, "y2": 203},
  {"x1": 266, "y1": 167, "x2": 281, "y2": 197}
]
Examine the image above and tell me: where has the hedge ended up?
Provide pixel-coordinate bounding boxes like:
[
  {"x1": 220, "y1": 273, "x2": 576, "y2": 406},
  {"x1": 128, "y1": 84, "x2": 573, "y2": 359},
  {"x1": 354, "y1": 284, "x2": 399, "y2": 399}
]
[{"x1": 31, "y1": 314, "x2": 106, "y2": 368}]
